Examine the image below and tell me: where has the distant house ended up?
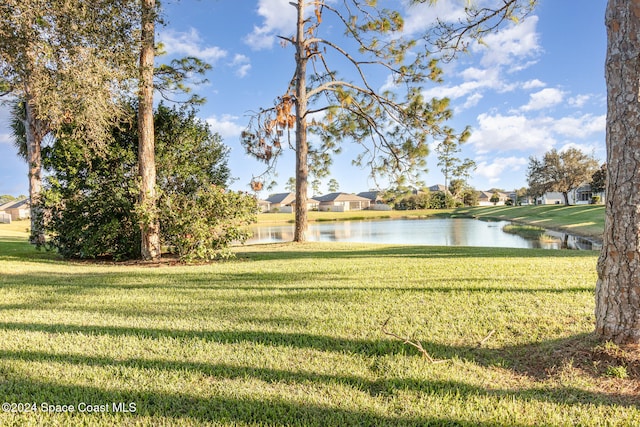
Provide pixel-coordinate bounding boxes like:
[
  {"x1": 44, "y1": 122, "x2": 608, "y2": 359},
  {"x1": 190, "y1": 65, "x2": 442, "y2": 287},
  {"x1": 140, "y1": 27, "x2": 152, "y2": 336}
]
[
  {"x1": 536, "y1": 192, "x2": 564, "y2": 205},
  {"x1": 357, "y1": 191, "x2": 391, "y2": 211},
  {"x1": 477, "y1": 191, "x2": 509, "y2": 206},
  {"x1": 262, "y1": 192, "x2": 318, "y2": 213},
  {"x1": 428, "y1": 184, "x2": 447, "y2": 193},
  {"x1": 257, "y1": 199, "x2": 271, "y2": 213},
  {"x1": 574, "y1": 184, "x2": 604, "y2": 204},
  {"x1": 0, "y1": 198, "x2": 30, "y2": 222},
  {"x1": 537, "y1": 184, "x2": 605, "y2": 205},
  {"x1": 289, "y1": 197, "x2": 320, "y2": 212},
  {"x1": 264, "y1": 193, "x2": 296, "y2": 212},
  {"x1": 314, "y1": 192, "x2": 371, "y2": 212}
]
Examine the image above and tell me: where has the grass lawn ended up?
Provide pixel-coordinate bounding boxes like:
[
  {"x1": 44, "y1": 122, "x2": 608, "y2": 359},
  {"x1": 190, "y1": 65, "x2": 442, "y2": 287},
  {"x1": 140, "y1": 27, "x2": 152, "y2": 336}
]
[
  {"x1": 453, "y1": 205, "x2": 605, "y2": 241},
  {"x1": 1, "y1": 221, "x2": 638, "y2": 426}
]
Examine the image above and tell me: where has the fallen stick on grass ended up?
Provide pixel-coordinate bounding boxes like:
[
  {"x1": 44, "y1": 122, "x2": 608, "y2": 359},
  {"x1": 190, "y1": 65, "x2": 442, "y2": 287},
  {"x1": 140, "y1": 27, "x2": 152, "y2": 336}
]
[
  {"x1": 478, "y1": 329, "x2": 496, "y2": 347},
  {"x1": 381, "y1": 317, "x2": 446, "y2": 363}
]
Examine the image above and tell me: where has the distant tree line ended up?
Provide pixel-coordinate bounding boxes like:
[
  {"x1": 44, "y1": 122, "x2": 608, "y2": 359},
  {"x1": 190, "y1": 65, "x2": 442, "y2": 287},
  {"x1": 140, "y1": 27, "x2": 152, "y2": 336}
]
[
  {"x1": 384, "y1": 180, "x2": 479, "y2": 210},
  {"x1": 526, "y1": 148, "x2": 602, "y2": 205}
]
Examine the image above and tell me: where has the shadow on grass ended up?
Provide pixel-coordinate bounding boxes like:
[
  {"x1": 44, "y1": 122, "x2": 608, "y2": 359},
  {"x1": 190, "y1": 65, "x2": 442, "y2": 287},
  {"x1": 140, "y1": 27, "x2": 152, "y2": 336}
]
[
  {"x1": 0, "y1": 376, "x2": 529, "y2": 427},
  {"x1": 0, "y1": 337, "x2": 637, "y2": 426},
  {"x1": 0, "y1": 321, "x2": 636, "y2": 407},
  {"x1": 0, "y1": 268, "x2": 596, "y2": 294},
  {"x1": 235, "y1": 244, "x2": 596, "y2": 262}
]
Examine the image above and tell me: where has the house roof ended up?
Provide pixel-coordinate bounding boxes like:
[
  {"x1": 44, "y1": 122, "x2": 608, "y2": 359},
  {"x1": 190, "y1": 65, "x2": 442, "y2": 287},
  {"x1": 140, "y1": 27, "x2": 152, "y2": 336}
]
[
  {"x1": 477, "y1": 191, "x2": 508, "y2": 199},
  {"x1": 0, "y1": 201, "x2": 15, "y2": 211},
  {"x1": 429, "y1": 184, "x2": 447, "y2": 192},
  {"x1": 0, "y1": 198, "x2": 29, "y2": 211},
  {"x1": 265, "y1": 192, "x2": 295, "y2": 204},
  {"x1": 314, "y1": 192, "x2": 371, "y2": 203},
  {"x1": 356, "y1": 191, "x2": 381, "y2": 201}
]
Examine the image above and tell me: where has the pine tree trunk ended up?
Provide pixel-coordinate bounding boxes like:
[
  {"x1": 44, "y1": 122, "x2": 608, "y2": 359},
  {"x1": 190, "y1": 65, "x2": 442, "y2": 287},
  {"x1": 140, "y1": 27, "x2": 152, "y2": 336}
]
[
  {"x1": 595, "y1": 0, "x2": 640, "y2": 344},
  {"x1": 293, "y1": 0, "x2": 308, "y2": 243},
  {"x1": 138, "y1": 0, "x2": 160, "y2": 260},
  {"x1": 24, "y1": 94, "x2": 46, "y2": 245}
]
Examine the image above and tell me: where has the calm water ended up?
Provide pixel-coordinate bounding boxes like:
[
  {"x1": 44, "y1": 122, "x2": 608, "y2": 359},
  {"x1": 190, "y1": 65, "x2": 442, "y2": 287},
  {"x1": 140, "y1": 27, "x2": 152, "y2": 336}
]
[{"x1": 247, "y1": 218, "x2": 601, "y2": 250}]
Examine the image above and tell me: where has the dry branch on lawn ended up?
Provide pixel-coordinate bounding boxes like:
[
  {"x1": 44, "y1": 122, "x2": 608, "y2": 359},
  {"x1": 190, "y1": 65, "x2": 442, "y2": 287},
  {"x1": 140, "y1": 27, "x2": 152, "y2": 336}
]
[{"x1": 381, "y1": 317, "x2": 446, "y2": 363}]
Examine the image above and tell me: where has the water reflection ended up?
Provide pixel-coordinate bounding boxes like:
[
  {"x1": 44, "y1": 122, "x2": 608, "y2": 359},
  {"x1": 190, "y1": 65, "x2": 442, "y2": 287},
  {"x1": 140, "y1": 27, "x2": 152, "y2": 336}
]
[{"x1": 246, "y1": 218, "x2": 601, "y2": 250}]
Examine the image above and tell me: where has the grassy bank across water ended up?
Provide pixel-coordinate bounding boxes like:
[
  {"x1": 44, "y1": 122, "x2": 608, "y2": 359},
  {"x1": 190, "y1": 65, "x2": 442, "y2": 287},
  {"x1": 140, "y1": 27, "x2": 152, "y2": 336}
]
[
  {"x1": 452, "y1": 204, "x2": 605, "y2": 241},
  {"x1": 0, "y1": 224, "x2": 637, "y2": 426}
]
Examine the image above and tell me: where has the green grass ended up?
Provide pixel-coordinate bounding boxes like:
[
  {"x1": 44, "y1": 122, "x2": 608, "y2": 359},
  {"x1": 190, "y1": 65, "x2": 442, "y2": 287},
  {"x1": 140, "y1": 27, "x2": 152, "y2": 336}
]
[
  {"x1": 501, "y1": 224, "x2": 558, "y2": 242},
  {"x1": 453, "y1": 205, "x2": 605, "y2": 240},
  {"x1": 0, "y1": 224, "x2": 638, "y2": 426}
]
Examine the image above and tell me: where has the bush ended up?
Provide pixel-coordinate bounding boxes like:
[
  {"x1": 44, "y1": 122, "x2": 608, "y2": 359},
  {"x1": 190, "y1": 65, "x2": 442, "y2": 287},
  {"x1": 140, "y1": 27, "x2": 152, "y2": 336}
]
[
  {"x1": 400, "y1": 193, "x2": 431, "y2": 210},
  {"x1": 428, "y1": 192, "x2": 456, "y2": 209},
  {"x1": 39, "y1": 129, "x2": 141, "y2": 261},
  {"x1": 160, "y1": 186, "x2": 257, "y2": 261},
  {"x1": 39, "y1": 103, "x2": 254, "y2": 261}
]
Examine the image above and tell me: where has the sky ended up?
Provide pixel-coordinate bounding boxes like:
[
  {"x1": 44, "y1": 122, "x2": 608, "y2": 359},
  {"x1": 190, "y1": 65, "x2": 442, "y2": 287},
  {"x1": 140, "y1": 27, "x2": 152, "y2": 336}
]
[{"x1": 0, "y1": 0, "x2": 607, "y2": 198}]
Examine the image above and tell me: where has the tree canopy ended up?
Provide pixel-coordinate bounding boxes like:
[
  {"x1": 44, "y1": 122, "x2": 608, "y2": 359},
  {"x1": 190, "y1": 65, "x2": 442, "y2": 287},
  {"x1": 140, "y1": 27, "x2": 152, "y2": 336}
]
[
  {"x1": 242, "y1": 0, "x2": 467, "y2": 241},
  {"x1": 39, "y1": 103, "x2": 254, "y2": 261},
  {"x1": 527, "y1": 148, "x2": 599, "y2": 205}
]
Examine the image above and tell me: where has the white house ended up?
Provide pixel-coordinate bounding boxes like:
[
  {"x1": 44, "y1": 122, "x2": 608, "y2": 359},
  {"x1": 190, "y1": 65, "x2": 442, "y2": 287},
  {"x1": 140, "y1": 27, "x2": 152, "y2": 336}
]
[
  {"x1": 0, "y1": 199, "x2": 30, "y2": 222},
  {"x1": 477, "y1": 191, "x2": 509, "y2": 206},
  {"x1": 314, "y1": 192, "x2": 371, "y2": 212},
  {"x1": 537, "y1": 184, "x2": 604, "y2": 205}
]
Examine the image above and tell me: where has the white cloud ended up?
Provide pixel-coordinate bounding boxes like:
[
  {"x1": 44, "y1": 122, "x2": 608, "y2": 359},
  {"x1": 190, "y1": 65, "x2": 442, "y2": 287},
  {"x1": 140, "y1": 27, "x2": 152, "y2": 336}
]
[
  {"x1": 236, "y1": 64, "x2": 252, "y2": 78},
  {"x1": 474, "y1": 17, "x2": 542, "y2": 70},
  {"x1": 423, "y1": 80, "x2": 486, "y2": 101},
  {"x1": 459, "y1": 66, "x2": 499, "y2": 83},
  {"x1": 420, "y1": 15, "x2": 542, "y2": 112},
  {"x1": 475, "y1": 156, "x2": 527, "y2": 183},
  {"x1": 520, "y1": 87, "x2": 566, "y2": 111},
  {"x1": 463, "y1": 93, "x2": 483, "y2": 109},
  {"x1": 0, "y1": 133, "x2": 10, "y2": 145},
  {"x1": 244, "y1": 0, "x2": 297, "y2": 50},
  {"x1": 158, "y1": 28, "x2": 228, "y2": 63},
  {"x1": 522, "y1": 79, "x2": 546, "y2": 90},
  {"x1": 230, "y1": 54, "x2": 252, "y2": 78},
  {"x1": 568, "y1": 94, "x2": 591, "y2": 108},
  {"x1": 468, "y1": 113, "x2": 557, "y2": 154},
  {"x1": 468, "y1": 110, "x2": 605, "y2": 158},
  {"x1": 402, "y1": 0, "x2": 468, "y2": 35},
  {"x1": 380, "y1": 74, "x2": 400, "y2": 93},
  {"x1": 206, "y1": 114, "x2": 245, "y2": 139},
  {"x1": 553, "y1": 114, "x2": 605, "y2": 138}
]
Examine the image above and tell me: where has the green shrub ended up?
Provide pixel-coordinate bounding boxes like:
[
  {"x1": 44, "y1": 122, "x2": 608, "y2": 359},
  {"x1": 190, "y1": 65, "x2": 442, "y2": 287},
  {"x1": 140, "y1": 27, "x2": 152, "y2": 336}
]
[
  {"x1": 39, "y1": 104, "x2": 255, "y2": 261},
  {"x1": 428, "y1": 191, "x2": 456, "y2": 209},
  {"x1": 160, "y1": 186, "x2": 257, "y2": 261}
]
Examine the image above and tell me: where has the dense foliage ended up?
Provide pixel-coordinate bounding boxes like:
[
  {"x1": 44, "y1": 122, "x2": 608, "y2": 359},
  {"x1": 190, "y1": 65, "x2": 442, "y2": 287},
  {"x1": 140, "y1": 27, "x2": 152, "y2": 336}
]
[
  {"x1": 389, "y1": 190, "x2": 464, "y2": 210},
  {"x1": 40, "y1": 104, "x2": 257, "y2": 261},
  {"x1": 527, "y1": 148, "x2": 599, "y2": 205}
]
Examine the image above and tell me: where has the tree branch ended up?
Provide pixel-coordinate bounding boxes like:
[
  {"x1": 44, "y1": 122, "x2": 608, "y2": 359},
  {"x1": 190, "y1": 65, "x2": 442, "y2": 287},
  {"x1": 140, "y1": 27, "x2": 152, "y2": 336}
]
[{"x1": 381, "y1": 317, "x2": 446, "y2": 363}]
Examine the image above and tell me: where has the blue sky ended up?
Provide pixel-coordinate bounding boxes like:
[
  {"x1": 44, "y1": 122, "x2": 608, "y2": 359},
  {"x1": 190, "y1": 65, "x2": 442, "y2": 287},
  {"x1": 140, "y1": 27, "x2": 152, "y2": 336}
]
[{"x1": 0, "y1": 0, "x2": 607, "y2": 197}]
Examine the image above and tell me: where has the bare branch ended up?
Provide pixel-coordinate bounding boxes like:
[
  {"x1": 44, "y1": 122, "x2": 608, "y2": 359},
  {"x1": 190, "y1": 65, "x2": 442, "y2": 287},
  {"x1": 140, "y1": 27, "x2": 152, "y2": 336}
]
[{"x1": 381, "y1": 317, "x2": 446, "y2": 363}]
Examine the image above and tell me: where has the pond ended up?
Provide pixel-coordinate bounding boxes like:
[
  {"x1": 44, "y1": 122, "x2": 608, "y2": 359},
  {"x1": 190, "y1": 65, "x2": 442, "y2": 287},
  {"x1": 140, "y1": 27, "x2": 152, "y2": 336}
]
[{"x1": 246, "y1": 218, "x2": 601, "y2": 250}]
